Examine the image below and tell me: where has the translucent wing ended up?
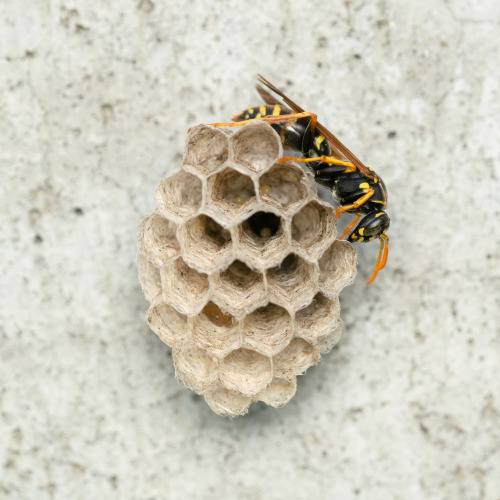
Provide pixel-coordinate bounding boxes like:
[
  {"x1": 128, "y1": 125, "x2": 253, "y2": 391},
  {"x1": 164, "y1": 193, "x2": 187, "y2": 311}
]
[{"x1": 256, "y1": 74, "x2": 374, "y2": 178}]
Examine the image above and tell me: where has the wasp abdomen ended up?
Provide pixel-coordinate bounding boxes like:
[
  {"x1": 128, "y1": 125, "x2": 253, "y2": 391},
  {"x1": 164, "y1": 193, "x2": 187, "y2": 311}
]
[{"x1": 233, "y1": 104, "x2": 287, "y2": 121}]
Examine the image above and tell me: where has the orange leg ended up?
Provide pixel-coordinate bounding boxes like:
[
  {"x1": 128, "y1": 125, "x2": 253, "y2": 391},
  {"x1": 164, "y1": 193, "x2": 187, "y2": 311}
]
[
  {"x1": 366, "y1": 234, "x2": 389, "y2": 285},
  {"x1": 278, "y1": 155, "x2": 356, "y2": 171},
  {"x1": 335, "y1": 189, "x2": 375, "y2": 219},
  {"x1": 208, "y1": 111, "x2": 317, "y2": 128},
  {"x1": 339, "y1": 214, "x2": 361, "y2": 240}
]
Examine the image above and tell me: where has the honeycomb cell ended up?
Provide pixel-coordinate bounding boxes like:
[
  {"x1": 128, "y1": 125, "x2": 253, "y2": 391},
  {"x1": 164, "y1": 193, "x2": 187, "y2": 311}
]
[
  {"x1": 146, "y1": 299, "x2": 188, "y2": 348},
  {"x1": 266, "y1": 253, "x2": 319, "y2": 311},
  {"x1": 220, "y1": 348, "x2": 273, "y2": 397},
  {"x1": 241, "y1": 304, "x2": 294, "y2": 356},
  {"x1": 155, "y1": 169, "x2": 203, "y2": 223},
  {"x1": 178, "y1": 214, "x2": 233, "y2": 273},
  {"x1": 138, "y1": 213, "x2": 180, "y2": 268},
  {"x1": 318, "y1": 240, "x2": 357, "y2": 298},
  {"x1": 256, "y1": 377, "x2": 297, "y2": 408},
  {"x1": 317, "y1": 319, "x2": 343, "y2": 355},
  {"x1": 259, "y1": 163, "x2": 309, "y2": 211},
  {"x1": 295, "y1": 293, "x2": 341, "y2": 344},
  {"x1": 205, "y1": 167, "x2": 258, "y2": 227},
  {"x1": 190, "y1": 303, "x2": 241, "y2": 359},
  {"x1": 183, "y1": 125, "x2": 229, "y2": 176},
  {"x1": 235, "y1": 210, "x2": 290, "y2": 270},
  {"x1": 204, "y1": 387, "x2": 252, "y2": 418},
  {"x1": 209, "y1": 260, "x2": 267, "y2": 319},
  {"x1": 273, "y1": 338, "x2": 320, "y2": 381},
  {"x1": 230, "y1": 121, "x2": 281, "y2": 175},
  {"x1": 291, "y1": 200, "x2": 337, "y2": 260},
  {"x1": 137, "y1": 253, "x2": 162, "y2": 302},
  {"x1": 160, "y1": 258, "x2": 209, "y2": 315},
  {"x1": 172, "y1": 347, "x2": 219, "y2": 395}
]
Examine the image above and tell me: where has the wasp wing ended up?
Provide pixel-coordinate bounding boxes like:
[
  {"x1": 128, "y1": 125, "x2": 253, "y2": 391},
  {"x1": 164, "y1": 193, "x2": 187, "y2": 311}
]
[
  {"x1": 256, "y1": 74, "x2": 374, "y2": 178},
  {"x1": 257, "y1": 74, "x2": 305, "y2": 112}
]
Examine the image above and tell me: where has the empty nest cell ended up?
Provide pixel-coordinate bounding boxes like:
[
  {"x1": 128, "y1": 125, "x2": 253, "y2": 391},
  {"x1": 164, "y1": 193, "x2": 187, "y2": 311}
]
[
  {"x1": 204, "y1": 387, "x2": 252, "y2": 418},
  {"x1": 160, "y1": 258, "x2": 210, "y2": 315},
  {"x1": 259, "y1": 163, "x2": 309, "y2": 209},
  {"x1": 172, "y1": 347, "x2": 219, "y2": 395},
  {"x1": 220, "y1": 348, "x2": 273, "y2": 397},
  {"x1": 318, "y1": 240, "x2": 357, "y2": 298},
  {"x1": 204, "y1": 167, "x2": 258, "y2": 227},
  {"x1": 183, "y1": 125, "x2": 229, "y2": 175},
  {"x1": 291, "y1": 200, "x2": 337, "y2": 259},
  {"x1": 241, "y1": 303, "x2": 294, "y2": 356},
  {"x1": 178, "y1": 214, "x2": 233, "y2": 273},
  {"x1": 256, "y1": 377, "x2": 297, "y2": 408},
  {"x1": 273, "y1": 338, "x2": 320, "y2": 381},
  {"x1": 266, "y1": 253, "x2": 319, "y2": 312},
  {"x1": 146, "y1": 300, "x2": 188, "y2": 348},
  {"x1": 209, "y1": 260, "x2": 267, "y2": 319},
  {"x1": 155, "y1": 169, "x2": 203, "y2": 223},
  {"x1": 190, "y1": 302, "x2": 241, "y2": 359},
  {"x1": 209, "y1": 167, "x2": 256, "y2": 207},
  {"x1": 230, "y1": 121, "x2": 280, "y2": 174},
  {"x1": 138, "y1": 213, "x2": 180, "y2": 268},
  {"x1": 295, "y1": 293, "x2": 341, "y2": 343}
]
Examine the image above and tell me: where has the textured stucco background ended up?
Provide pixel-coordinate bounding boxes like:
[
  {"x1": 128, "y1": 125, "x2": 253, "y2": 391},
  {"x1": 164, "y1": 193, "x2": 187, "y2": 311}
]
[{"x1": 1, "y1": 1, "x2": 499, "y2": 499}]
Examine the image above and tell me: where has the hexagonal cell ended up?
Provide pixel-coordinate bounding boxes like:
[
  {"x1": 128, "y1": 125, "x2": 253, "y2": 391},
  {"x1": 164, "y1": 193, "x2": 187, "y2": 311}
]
[
  {"x1": 137, "y1": 253, "x2": 162, "y2": 302},
  {"x1": 190, "y1": 302, "x2": 241, "y2": 359},
  {"x1": 160, "y1": 258, "x2": 210, "y2": 316},
  {"x1": 256, "y1": 377, "x2": 297, "y2": 408},
  {"x1": 178, "y1": 214, "x2": 233, "y2": 273},
  {"x1": 155, "y1": 169, "x2": 203, "y2": 224},
  {"x1": 220, "y1": 348, "x2": 273, "y2": 397},
  {"x1": 318, "y1": 240, "x2": 357, "y2": 298},
  {"x1": 210, "y1": 260, "x2": 267, "y2": 319},
  {"x1": 230, "y1": 121, "x2": 281, "y2": 175},
  {"x1": 266, "y1": 253, "x2": 319, "y2": 312},
  {"x1": 234, "y1": 211, "x2": 290, "y2": 270},
  {"x1": 241, "y1": 303, "x2": 294, "y2": 356},
  {"x1": 172, "y1": 346, "x2": 219, "y2": 395},
  {"x1": 291, "y1": 200, "x2": 337, "y2": 260},
  {"x1": 204, "y1": 387, "x2": 252, "y2": 418},
  {"x1": 146, "y1": 299, "x2": 188, "y2": 348},
  {"x1": 317, "y1": 319, "x2": 343, "y2": 355},
  {"x1": 273, "y1": 338, "x2": 320, "y2": 381},
  {"x1": 183, "y1": 124, "x2": 229, "y2": 176},
  {"x1": 295, "y1": 293, "x2": 341, "y2": 344},
  {"x1": 139, "y1": 213, "x2": 180, "y2": 268},
  {"x1": 259, "y1": 163, "x2": 309, "y2": 211},
  {"x1": 204, "y1": 167, "x2": 258, "y2": 227}
]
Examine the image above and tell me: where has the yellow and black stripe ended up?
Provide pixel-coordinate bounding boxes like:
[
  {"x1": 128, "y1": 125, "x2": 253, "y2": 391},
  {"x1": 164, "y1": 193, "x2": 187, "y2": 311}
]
[{"x1": 233, "y1": 104, "x2": 287, "y2": 121}]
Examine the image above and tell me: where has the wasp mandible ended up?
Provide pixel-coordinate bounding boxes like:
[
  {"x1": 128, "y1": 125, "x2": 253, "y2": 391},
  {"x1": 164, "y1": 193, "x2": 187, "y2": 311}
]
[{"x1": 210, "y1": 75, "x2": 390, "y2": 284}]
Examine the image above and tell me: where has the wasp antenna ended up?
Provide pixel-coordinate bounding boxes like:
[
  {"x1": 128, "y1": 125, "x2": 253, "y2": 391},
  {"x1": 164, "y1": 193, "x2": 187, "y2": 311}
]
[{"x1": 366, "y1": 235, "x2": 389, "y2": 285}]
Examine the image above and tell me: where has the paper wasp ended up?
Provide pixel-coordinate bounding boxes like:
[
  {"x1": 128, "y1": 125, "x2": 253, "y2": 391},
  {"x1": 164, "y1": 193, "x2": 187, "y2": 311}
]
[{"x1": 210, "y1": 75, "x2": 390, "y2": 285}]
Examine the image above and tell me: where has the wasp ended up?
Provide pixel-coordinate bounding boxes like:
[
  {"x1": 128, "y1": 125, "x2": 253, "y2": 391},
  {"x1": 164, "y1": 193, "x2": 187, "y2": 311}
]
[{"x1": 210, "y1": 75, "x2": 390, "y2": 284}]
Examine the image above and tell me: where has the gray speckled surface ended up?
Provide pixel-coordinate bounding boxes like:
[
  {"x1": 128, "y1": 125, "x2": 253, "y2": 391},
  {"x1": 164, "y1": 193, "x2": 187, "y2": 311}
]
[{"x1": 1, "y1": 1, "x2": 499, "y2": 499}]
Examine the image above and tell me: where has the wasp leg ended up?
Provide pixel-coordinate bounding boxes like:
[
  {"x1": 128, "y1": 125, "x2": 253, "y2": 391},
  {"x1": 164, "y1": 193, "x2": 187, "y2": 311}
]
[
  {"x1": 278, "y1": 155, "x2": 356, "y2": 170},
  {"x1": 366, "y1": 234, "x2": 389, "y2": 285},
  {"x1": 339, "y1": 214, "x2": 361, "y2": 240},
  {"x1": 335, "y1": 189, "x2": 375, "y2": 219},
  {"x1": 208, "y1": 111, "x2": 317, "y2": 128}
]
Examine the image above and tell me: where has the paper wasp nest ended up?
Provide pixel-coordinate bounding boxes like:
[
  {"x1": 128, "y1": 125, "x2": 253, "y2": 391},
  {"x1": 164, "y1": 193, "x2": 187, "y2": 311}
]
[{"x1": 138, "y1": 121, "x2": 356, "y2": 417}]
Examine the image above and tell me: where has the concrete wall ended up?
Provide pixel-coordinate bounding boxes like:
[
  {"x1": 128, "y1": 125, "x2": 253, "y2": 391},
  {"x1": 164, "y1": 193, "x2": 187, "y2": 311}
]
[{"x1": 1, "y1": 1, "x2": 499, "y2": 498}]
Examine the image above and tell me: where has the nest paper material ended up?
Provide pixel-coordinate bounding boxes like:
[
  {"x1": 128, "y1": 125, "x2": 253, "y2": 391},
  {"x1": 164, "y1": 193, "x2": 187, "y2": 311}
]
[{"x1": 137, "y1": 121, "x2": 357, "y2": 417}]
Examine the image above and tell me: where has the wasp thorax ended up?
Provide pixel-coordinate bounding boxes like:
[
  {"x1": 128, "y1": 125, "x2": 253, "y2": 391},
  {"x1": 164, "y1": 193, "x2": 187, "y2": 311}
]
[{"x1": 137, "y1": 121, "x2": 357, "y2": 417}]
